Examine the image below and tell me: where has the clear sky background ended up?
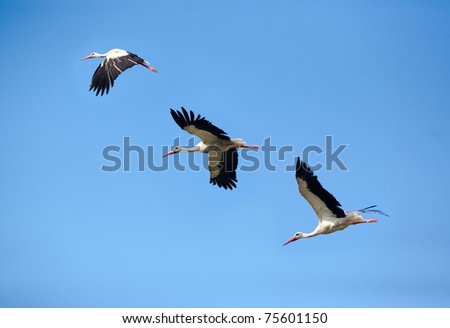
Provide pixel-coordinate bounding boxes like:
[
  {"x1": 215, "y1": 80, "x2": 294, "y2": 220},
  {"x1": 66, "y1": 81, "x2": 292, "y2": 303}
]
[{"x1": 1, "y1": 0, "x2": 449, "y2": 307}]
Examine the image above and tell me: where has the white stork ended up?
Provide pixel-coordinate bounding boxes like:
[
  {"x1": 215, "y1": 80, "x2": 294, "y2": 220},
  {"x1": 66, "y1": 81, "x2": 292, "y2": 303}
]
[
  {"x1": 283, "y1": 158, "x2": 389, "y2": 246},
  {"x1": 163, "y1": 107, "x2": 259, "y2": 190},
  {"x1": 81, "y1": 48, "x2": 157, "y2": 96}
]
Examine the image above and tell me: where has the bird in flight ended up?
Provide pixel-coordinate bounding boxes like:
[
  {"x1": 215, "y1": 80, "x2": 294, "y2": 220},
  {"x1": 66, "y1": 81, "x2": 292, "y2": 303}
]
[
  {"x1": 283, "y1": 158, "x2": 389, "y2": 246},
  {"x1": 163, "y1": 107, "x2": 259, "y2": 190},
  {"x1": 82, "y1": 48, "x2": 157, "y2": 96}
]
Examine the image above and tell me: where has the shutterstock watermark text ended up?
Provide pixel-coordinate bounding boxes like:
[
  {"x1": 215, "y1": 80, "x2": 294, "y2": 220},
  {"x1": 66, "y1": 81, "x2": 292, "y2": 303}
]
[{"x1": 101, "y1": 135, "x2": 348, "y2": 172}]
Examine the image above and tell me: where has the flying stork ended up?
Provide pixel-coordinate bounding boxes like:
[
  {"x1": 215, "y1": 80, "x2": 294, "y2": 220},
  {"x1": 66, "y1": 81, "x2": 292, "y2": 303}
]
[
  {"x1": 81, "y1": 48, "x2": 157, "y2": 96},
  {"x1": 163, "y1": 107, "x2": 259, "y2": 190},
  {"x1": 283, "y1": 158, "x2": 389, "y2": 246}
]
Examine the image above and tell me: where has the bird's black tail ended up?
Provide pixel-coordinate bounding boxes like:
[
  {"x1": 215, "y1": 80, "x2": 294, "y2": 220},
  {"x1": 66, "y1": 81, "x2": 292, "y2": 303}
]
[{"x1": 358, "y1": 205, "x2": 390, "y2": 217}]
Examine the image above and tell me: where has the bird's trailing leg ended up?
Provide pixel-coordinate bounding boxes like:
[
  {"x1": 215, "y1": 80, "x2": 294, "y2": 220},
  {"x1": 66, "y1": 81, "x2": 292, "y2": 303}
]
[
  {"x1": 346, "y1": 218, "x2": 377, "y2": 225},
  {"x1": 229, "y1": 144, "x2": 260, "y2": 150},
  {"x1": 143, "y1": 64, "x2": 158, "y2": 73},
  {"x1": 239, "y1": 145, "x2": 260, "y2": 149}
]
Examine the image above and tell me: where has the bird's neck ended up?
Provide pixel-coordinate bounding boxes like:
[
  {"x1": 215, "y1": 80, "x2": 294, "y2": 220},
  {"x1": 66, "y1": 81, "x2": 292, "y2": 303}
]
[
  {"x1": 303, "y1": 226, "x2": 323, "y2": 238},
  {"x1": 180, "y1": 145, "x2": 201, "y2": 152},
  {"x1": 302, "y1": 232, "x2": 317, "y2": 238}
]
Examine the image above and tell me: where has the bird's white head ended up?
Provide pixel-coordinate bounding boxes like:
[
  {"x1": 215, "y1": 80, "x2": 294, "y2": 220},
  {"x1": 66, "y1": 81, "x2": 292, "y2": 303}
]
[
  {"x1": 162, "y1": 146, "x2": 183, "y2": 158},
  {"x1": 81, "y1": 52, "x2": 102, "y2": 60},
  {"x1": 283, "y1": 232, "x2": 305, "y2": 246}
]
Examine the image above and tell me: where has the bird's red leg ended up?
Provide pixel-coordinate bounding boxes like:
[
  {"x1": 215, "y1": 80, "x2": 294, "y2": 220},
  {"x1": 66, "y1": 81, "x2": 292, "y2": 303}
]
[
  {"x1": 240, "y1": 145, "x2": 260, "y2": 149},
  {"x1": 346, "y1": 218, "x2": 377, "y2": 225},
  {"x1": 144, "y1": 64, "x2": 158, "y2": 73}
]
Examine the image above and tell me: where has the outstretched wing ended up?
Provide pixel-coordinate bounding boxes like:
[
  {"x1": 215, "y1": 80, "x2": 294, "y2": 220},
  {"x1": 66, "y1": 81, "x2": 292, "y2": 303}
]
[
  {"x1": 295, "y1": 157, "x2": 346, "y2": 220},
  {"x1": 208, "y1": 146, "x2": 238, "y2": 190},
  {"x1": 170, "y1": 108, "x2": 230, "y2": 144},
  {"x1": 89, "y1": 52, "x2": 149, "y2": 96}
]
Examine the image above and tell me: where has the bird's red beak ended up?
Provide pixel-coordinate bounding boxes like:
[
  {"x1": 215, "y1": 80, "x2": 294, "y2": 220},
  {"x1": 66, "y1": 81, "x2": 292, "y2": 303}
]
[
  {"x1": 162, "y1": 150, "x2": 176, "y2": 158},
  {"x1": 283, "y1": 236, "x2": 297, "y2": 246},
  {"x1": 81, "y1": 55, "x2": 93, "y2": 61}
]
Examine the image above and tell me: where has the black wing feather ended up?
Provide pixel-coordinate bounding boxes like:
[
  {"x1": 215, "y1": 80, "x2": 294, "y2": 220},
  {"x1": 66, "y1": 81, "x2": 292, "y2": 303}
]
[
  {"x1": 296, "y1": 158, "x2": 346, "y2": 218},
  {"x1": 89, "y1": 52, "x2": 148, "y2": 96},
  {"x1": 210, "y1": 148, "x2": 238, "y2": 190},
  {"x1": 114, "y1": 53, "x2": 146, "y2": 71},
  {"x1": 89, "y1": 63, "x2": 110, "y2": 96},
  {"x1": 170, "y1": 107, "x2": 230, "y2": 140}
]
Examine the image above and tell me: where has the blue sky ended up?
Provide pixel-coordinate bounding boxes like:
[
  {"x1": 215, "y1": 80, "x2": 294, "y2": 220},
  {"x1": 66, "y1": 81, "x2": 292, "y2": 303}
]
[{"x1": 1, "y1": 0, "x2": 449, "y2": 307}]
